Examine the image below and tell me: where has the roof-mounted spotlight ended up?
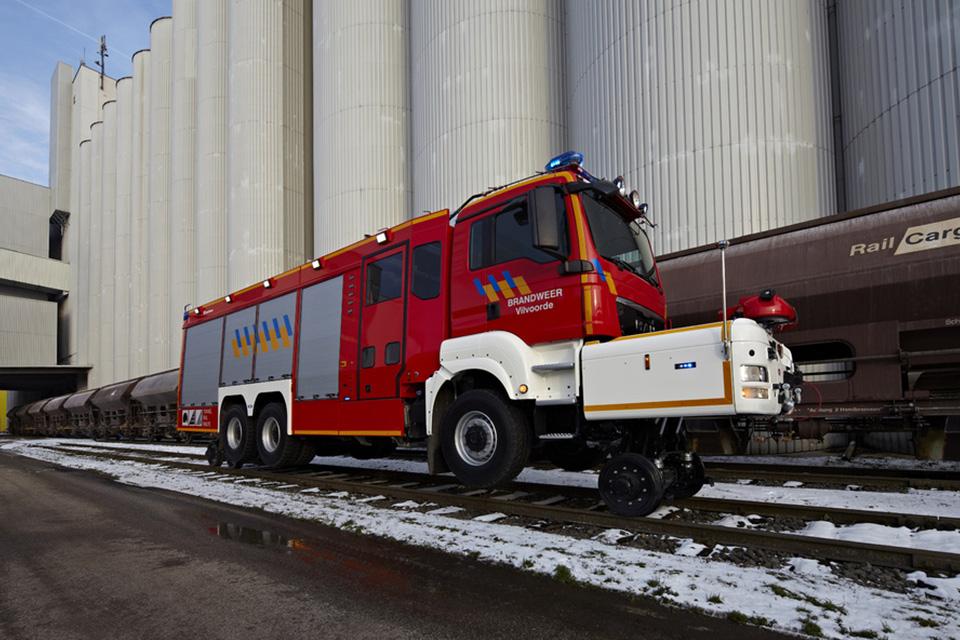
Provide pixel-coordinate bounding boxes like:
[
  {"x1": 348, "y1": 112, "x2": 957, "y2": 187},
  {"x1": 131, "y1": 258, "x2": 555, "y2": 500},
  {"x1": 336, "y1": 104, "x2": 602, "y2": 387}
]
[
  {"x1": 311, "y1": 258, "x2": 322, "y2": 270},
  {"x1": 614, "y1": 176, "x2": 626, "y2": 196},
  {"x1": 225, "y1": 294, "x2": 232, "y2": 303},
  {"x1": 262, "y1": 279, "x2": 272, "y2": 289},
  {"x1": 193, "y1": 307, "x2": 202, "y2": 316},
  {"x1": 375, "y1": 231, "x2": 389, "y2": 244},
  {"x1": 629, "y1": 190, "x2": 642, "y2": 209}
]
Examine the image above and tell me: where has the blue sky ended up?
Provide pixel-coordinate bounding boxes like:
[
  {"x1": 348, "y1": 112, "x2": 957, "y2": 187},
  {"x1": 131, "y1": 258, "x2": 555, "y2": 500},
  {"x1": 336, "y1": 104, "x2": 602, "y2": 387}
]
[{"x1": 0, "y1": 0, "x2": 169, "y2": 186}]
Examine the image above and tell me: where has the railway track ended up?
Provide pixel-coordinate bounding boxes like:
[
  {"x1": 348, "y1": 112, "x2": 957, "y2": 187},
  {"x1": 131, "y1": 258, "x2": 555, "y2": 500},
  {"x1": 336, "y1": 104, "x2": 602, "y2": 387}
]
[
  {"x1": 47, "y1": 442, "x2": 960, "y2": 573},
  {"x1": 703, "y1": 460, "x2": 960, "y2": 491}
]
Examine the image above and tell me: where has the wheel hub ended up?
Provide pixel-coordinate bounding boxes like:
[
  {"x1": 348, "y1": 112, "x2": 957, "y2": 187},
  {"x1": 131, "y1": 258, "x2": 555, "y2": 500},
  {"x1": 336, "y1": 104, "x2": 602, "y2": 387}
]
[
  {"x1": 226, "y1": 416, "x2": 243, "y2": 450},
  {"x1": 454, "y1": 410, "x2": 498, "y2": 466},
  {"x1": 261, "y1": 416, "x2": 281, "y2": 454}
]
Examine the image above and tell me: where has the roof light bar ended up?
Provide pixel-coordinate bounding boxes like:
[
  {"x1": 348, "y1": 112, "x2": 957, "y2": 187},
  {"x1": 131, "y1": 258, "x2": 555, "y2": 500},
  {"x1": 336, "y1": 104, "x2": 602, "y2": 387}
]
[{"x1": 545, "y1": 150, "x2": 584, "y2": 172}]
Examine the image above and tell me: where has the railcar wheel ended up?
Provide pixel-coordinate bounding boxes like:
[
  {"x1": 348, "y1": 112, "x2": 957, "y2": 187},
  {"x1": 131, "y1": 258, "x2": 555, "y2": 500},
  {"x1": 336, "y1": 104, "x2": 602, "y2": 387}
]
[
  {"x1": 598, "y1": 453, "x2": 664, "y2": 517},
  {"x1": 221, "y1": 404, "x2": 256, "y2": 468},
  {"x1": 544, "y1": 440, "x2": 605, "y2": 472},
  {"x1": 440, "y1": 389, "x2": 532, "y2": 488},
  {"x1": 662, "y1": 452, "x2": 706, "y2": 499},
  {"x1": 255, "y1": 402, "x2": 303, "y2": 469}
]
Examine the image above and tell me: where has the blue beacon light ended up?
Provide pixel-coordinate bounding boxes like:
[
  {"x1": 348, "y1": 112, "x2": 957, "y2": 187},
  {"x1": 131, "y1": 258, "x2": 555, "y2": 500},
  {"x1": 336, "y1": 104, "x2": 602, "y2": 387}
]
[{"x1": 545, "y1": 150, "x2": 584, "y2": 171}]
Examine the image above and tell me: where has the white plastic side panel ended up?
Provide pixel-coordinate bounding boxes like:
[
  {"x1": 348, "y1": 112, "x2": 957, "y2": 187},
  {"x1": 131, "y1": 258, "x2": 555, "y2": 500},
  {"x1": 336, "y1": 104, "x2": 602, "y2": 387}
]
[
  {"x1": 148, "y1": 17, "x2": 173, "y2": 372},
  {"x1": 218, "y1": 379, "x2": 293, "y2": 434}
]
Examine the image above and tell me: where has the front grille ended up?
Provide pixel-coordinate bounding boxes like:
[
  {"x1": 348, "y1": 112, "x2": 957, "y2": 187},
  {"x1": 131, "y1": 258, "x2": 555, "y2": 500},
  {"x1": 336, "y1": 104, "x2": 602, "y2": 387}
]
[{"x1": 616, "y1": 299, "x2": 664, "y2": 336}]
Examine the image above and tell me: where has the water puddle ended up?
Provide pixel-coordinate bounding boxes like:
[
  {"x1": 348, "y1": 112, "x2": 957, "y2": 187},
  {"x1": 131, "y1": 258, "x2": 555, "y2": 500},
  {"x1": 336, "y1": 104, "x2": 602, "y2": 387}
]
[{"x1": 209, "y1": 522, "x2": 296, "y2": 548}]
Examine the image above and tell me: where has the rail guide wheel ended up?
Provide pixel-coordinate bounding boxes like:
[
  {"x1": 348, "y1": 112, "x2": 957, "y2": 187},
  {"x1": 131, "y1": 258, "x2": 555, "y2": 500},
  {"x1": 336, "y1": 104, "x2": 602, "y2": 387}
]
[{"x1": 598, "y1": 453, "x2": 665, "y2": 517}]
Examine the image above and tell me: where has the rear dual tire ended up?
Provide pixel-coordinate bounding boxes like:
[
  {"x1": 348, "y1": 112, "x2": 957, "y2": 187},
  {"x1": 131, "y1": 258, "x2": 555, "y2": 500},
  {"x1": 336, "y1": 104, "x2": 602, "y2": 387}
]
[
  {"x1": 255, "y1": 402, "x2": 311, "y2": 469},
  {"x1": 221, "y1": 404, "x2": 257, "y2": 468}
]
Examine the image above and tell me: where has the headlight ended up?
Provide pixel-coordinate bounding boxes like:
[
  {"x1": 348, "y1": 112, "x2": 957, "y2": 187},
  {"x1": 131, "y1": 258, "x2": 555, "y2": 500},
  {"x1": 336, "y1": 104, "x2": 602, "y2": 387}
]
[
  {"x1": 740, "y1": 365, "x2": 769, "y2": 383},
  {"x1": 741, "y1": 387, "x2": 769, "y2": 399}
]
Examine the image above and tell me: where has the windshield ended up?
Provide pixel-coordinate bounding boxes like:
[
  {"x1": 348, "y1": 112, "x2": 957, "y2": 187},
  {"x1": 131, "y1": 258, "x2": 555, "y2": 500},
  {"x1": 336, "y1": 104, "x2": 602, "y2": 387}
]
[{"x1": 581, "y1": 194, "x2": 657, "y2": 285}]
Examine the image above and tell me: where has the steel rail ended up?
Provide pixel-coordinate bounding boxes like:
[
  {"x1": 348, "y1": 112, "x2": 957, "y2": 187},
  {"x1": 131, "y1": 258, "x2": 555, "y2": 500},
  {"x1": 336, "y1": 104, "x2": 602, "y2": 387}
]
[
  {"x1": 59, "y1": 443, "x2": 960, "y2": 529},
  {"x1": 39, "y1": 445, "x2": 960, "y2": 573},
  {"x1": 704, "y1": 463, "x2": 960, "y2": 491}
]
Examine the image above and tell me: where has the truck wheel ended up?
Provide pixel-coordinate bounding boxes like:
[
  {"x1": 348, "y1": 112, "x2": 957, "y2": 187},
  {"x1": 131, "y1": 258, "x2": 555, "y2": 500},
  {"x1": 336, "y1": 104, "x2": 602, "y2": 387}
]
[
  {"x1": 545, "y1": 440, "x2": 605, "y2": 472},
  {"x1": 440, "y1": 389, "x2": 532, "y2": 488},
  {"x1": 255, "y1": 402, "x2": 303, "y2": 469},
  {"x1": 221, "y1": 404, "x2": 256, "y2": 468},
  {"x1": 598, "y1": 453, "x2": 664, "y2": 516}
]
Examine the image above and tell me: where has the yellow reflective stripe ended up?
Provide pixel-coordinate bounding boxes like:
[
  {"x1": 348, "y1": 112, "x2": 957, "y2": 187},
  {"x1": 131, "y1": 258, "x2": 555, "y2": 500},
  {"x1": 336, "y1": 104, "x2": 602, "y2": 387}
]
[
  {"x1": 495, "y1": 279, "x2": 515, "y2": 298},
  {"x1": 279, "y1": 323, "x2": 291, "y2": 348},
  {"x1": 482, "y1": 283, "x2": 499, "y2": 302},
  {"x1": 260, "y1": 328, "x2": 270, "y2": 352},
  {"x1": 605, "y1": 271, "x2": 618, "y2": 295},
  {"x1": 231, "y1": 339, "x2": 241, "y2": 359},
  {"x1": 513, "y1": 275, "x2": 531, "y2": 295}
]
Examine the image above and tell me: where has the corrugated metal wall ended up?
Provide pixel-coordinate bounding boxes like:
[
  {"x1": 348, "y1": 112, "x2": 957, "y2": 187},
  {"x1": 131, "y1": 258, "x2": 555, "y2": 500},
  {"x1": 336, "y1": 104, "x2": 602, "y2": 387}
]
[
  {"x1": 566, "y1": 0, "x2": 837, "y2": 255},
  {"x1": 130, "y1": 50, "x2": 151, "y2": 378},
  {"x1": 0, "y1": 296, "x2": 58, "y2": 366},
  {"x1": 148, "y1": 18, "x2": 174, "y2": 372},
  {"x1": 312, "y1": 0, "x2": 411, "y2": 255},
  {"x1": 171, "y1": 0, "x2": 198, "y2": 366},
  {"x1": 838, "y1": 0, "x2": 960, "y2": 210},
  {"x1": 195, "y1": 0, "x2": 228, "y2": 305},
  {"x1": 227, "y1": 0, "x2": 312, "y2": 291},
  {"x1": 114, "y1": 78, "x2": 133, "y2": 381},
  {"x1": 99, "y1": 101, "x2": 118, "y2": 385},
  {"x1": 410, "y1": 0, "x2": 566, "y2": 216},
  {"x1": 0, "y1": 176, "x2": 51, "y2": 256}
]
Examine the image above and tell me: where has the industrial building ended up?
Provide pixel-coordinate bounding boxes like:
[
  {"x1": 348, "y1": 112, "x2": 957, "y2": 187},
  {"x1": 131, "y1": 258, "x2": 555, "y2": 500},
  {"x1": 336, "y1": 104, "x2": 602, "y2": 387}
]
[{"x1": 0, "y1": 0, "x2": 958, "y2": 408}]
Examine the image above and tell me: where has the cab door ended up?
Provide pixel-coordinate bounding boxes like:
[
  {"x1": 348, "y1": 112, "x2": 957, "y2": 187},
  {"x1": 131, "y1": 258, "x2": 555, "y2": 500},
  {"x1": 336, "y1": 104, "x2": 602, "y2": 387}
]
[
  {"x1": 358, "y1": 246, "x2": 407, "y2": 399},
  {"x1": 451, "y1": 190, "x2": 581, "y2": 344}
]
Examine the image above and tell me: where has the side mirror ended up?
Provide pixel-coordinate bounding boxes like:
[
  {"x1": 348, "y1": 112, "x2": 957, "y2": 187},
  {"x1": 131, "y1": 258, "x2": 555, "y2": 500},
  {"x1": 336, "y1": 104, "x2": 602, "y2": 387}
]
[{"x1": 530, "y1": 187, "x2": 560, "y2": 252}]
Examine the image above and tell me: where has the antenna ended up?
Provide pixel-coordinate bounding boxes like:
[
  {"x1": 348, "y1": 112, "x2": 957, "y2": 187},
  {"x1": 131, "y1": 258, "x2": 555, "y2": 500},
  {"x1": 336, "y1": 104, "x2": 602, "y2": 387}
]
[
  {"x1": 94, "y1": 35, "x2": 108, "y2": 90},
  {"x1": 718, "y1": 239, "x2": 730, "y2": 358}
]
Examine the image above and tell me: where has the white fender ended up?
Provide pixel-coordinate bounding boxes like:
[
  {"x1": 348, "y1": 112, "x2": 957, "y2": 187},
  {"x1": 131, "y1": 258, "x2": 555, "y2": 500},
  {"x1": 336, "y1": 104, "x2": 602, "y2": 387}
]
[
  {"x1": 218, "y1": 379, "x2": 293, "y2": 434},
  {"x1": 424, "y1": 331, "x2": 581, "y2": 434}
]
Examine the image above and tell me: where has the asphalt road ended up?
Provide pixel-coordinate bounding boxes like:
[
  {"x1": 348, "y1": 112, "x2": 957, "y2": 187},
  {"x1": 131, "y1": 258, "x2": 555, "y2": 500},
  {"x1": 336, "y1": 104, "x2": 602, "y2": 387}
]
[{"x1": 0, "y1": 452, "x2": 788, "y2": 639}]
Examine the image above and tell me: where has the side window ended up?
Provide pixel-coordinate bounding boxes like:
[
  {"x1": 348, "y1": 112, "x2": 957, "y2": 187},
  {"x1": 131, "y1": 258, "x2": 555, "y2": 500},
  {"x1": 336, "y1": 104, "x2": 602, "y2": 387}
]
[
  {"x1": 366, "y1": 252, "x2": 403, "y2": 305},
  {"x1": 411, "y1": 242, "x2": 442, "y2": 299},
  {"x1": 361, "y1": 346, "x2": 376, "y2": 368},
  {"x1": 468, "y1": 193, "x2": 567, "y2": 270},
  {"x1": 384, "y1": 341, "x2": 401, "y2": 365}
]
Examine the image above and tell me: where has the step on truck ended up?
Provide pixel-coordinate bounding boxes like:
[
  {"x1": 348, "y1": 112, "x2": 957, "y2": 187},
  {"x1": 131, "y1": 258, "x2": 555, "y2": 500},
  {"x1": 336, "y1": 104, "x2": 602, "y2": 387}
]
[{"x1": 178, "y1": 152, "x2": 801, "y2": 516}]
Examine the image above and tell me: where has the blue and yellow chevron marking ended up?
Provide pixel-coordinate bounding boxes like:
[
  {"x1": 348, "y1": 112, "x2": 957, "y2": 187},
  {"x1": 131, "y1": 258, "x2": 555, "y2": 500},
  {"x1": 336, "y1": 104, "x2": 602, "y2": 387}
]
[
  {"x1": 231, "y1": 314, "x2": 295, "y2": 358},
  {"x1": 475, "y1": 271, "x2": 533, "y2": 302},
  {"x1": 592, "y1": 259, "x2": 618, "y2": 296}
]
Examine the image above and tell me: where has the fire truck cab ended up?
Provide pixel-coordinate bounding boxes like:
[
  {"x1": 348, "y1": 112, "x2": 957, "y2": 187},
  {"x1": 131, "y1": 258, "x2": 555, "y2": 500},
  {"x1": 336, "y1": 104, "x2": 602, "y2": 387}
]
[{"x1": 179, "y1": 152, "x2": 799, "y2": 516}]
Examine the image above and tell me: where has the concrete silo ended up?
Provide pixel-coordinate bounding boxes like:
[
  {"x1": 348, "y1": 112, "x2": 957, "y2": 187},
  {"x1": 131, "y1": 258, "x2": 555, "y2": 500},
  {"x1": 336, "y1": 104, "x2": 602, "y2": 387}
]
[
  {"x1": 100, "y1": 101, "x2": 118, "y2": 385},
  {"x1": 48, "y1": 62, "x2": 72, "y2": 216},
  {"x1": 566, "y1": 0, "x2": 837, "y2": 254},
  {"x1": 114, "y1": 78, "x2": 133, "y2": 382},
  {"x1": 312, "y1": 0, "x2": 411, "y2": 254},
  {"x1": 130, "y1": 50, "x2": 151, "y2": 377},
  {"x1": 77, "y1": 139, "x2": 91, "y2": 374},
  {"x1": 195, "y1": 0, "x2": 228, "y2": 304},
  {"x1": 227, "y1": 0, "x2": 313, "y2": 291},
  {"x1": 171, "y1": 0, "x2": 198, "y2": 362},
  {"x1": 410, "y1": 0, "x2": 566, "y2": 215},
  {"x1": 837, "y1": 0, "x2": 960, "y2": 210},
  {"x1": 148, "y1": 17, "x2": 173, "y2": 372},
  {"x1": 88, "y1": 120, "x2": 103, "y2": 386}
]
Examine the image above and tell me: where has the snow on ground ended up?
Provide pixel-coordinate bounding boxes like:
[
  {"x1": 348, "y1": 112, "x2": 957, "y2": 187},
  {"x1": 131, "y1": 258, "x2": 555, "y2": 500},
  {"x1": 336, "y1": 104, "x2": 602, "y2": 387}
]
[
  {"x1": 794, "y1": 521, "x2": 960, "y2": 555},
  {"x1": 703, "y1": 454, "x2": 960, "y2": 473},
  {"x1": 3, "y1": 438, "x2": 960, "y2": 639}
]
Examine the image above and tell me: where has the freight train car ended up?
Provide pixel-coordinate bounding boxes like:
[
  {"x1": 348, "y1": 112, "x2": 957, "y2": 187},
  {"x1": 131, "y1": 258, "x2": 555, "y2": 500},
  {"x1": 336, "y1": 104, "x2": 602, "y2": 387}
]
[{"x1": 657, "y1": 188, "x2": 960, "y2": 459}]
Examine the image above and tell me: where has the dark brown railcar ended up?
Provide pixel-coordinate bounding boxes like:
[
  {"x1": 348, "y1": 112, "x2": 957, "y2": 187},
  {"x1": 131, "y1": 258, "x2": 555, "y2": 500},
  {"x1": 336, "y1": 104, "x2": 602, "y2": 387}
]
[
  {"x1": 63, "y1": 390, "x2": 99, "y2": 438},
  {"x1": 129, "y1": 369, "x2": 179, "y2": 439},
  {"x1": 657, "y1": 188, "x2": 960, "y2": 458},
  {"x1": 91, "y1": 378, "x2": 144, "y2": 439},
  {"x1": 41, "y1": 395, "x2": 72, "y2": 436}
]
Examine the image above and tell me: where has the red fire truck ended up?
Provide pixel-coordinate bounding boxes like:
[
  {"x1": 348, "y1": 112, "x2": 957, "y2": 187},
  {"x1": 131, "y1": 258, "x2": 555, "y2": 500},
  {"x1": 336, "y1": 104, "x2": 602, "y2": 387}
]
[{"x1": 178, "y1": 152, "x2": 800, "y2": 515}]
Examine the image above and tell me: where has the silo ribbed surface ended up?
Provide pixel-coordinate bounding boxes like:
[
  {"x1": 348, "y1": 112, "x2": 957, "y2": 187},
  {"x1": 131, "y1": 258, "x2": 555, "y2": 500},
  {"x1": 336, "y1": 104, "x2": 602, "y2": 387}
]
[
  {"x1": 171, "y1": 0, "x2": 198, "y2": 361},
  {"x1": 566, "y1": 0, "x2": 836, "y2": 254},
  {"x1": 148, "y1": 17, "x2": 173, "y2": 371},
  {"x1": 88, "y1": 121, "x2": 103, "y2": 387},
  {"x1": 100, "y1": 101, "x2": 118, "y2": 384},
  {"x1": 227, "y1": 0, "x2": 312, "y2": 290},
  {"x1": 77, "y1": 140, "x2": 91, "y2": 372},
  {"x1": 838, "y1": 0, "x2": 960, "y2": 210},
  {"x1": 48, "y1": 62, "x2": 73, "y2": 214},
  {"x1": 312, "y1": 0, "x2": 411, "y2": 254},
  {"x1": 114, "y1": 79, "x2": 133, "y2": 381},
  {"x1": 410, "y1": 0, "x2": 565, "y2": 215},
  {"x1": 194, "y1": 0, "x2": 227, "y2": 304},
  {"x1": 130, "y1": 50, "x2": 151, "y2": 377},
  {"x1": 195, "y1": 0, "x2": 228, "y2": 304}
]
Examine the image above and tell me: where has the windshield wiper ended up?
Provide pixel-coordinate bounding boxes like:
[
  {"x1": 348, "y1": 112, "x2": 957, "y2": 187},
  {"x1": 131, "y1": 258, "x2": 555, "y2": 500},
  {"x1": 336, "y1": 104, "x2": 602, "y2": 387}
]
[{"x1": 602, "y1": 254, "x2": 658, "y2": 287}]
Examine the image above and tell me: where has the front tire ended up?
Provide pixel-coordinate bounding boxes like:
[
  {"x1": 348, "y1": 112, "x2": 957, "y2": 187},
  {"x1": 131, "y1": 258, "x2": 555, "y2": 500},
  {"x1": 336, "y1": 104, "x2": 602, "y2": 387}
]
[
  {"x1": 440, "y1": 389, "x2": 532, "y2": 488},
  {"x1": 221, "y1": 404, "x2": 256, "y2": 468}
]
